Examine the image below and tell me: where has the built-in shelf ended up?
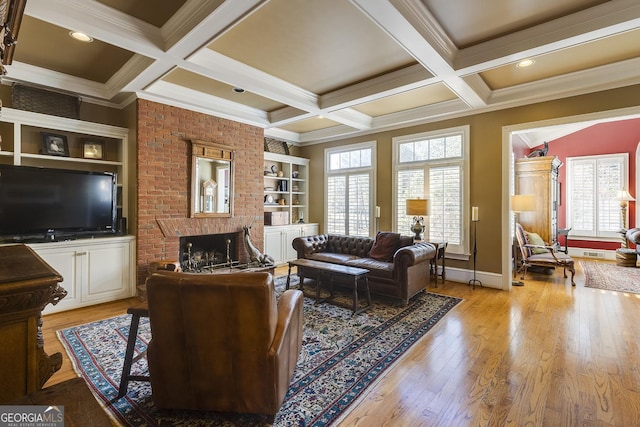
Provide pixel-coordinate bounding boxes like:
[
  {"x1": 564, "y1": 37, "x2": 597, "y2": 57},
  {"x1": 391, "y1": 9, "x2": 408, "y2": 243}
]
[{"x1": 0, "y1": 107, "x2": 130, "y2": 220}]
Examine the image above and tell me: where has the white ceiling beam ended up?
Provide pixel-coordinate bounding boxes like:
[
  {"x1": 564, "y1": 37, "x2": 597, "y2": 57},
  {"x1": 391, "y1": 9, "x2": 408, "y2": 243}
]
[
  {"x1": 456, "y1": 0, "x2": 640, "y2": 72},
  {"x1": 488, "y1": 57, "x2": 640, "y2": 106},
  {"x1": 352, "y1": 0, "x2": 488, "y2": 108},
  {"x1": 26, "y1": 0, "x2": 165, "y2": 56},
  {"x1": 186, "y1": 49, "x2": 320, "y2": 112},
  {"x1": 142, "y1": 80, "x2": 269, "y2": 126},
  {"x1": 4, "y1": 62, "x2": 110, "y2": 100},
  {"x1": 162, "y1": 0, "x2": 266, "y2": 55},
  {"x1": 324, "y1": 108, "x2": 373, "y2": 131},
  {"x1": 319, "y1": 64, "x2": 435, "y2": 111}
]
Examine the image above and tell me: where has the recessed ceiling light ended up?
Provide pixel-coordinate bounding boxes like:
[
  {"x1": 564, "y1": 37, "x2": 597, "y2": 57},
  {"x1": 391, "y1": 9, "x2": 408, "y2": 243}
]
[
  {"x1": 517, "y1": 59, "x2": 535, "y2": 68},
  {"x1": 69, "y1": 31, "x2": 93, "y2": 42},
  {"x1": 232, "y1": 87, "x2": 245, "y2": 94}
]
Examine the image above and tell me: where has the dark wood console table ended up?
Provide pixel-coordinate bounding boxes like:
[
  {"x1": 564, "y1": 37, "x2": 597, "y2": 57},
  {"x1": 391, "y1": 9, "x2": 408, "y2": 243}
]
[
  {"x1": 429, "y1": 241, "x2": 447, "y2": 287},
  {"x1": 0, "y1": 244, "x2": 67, "y2": 403}
]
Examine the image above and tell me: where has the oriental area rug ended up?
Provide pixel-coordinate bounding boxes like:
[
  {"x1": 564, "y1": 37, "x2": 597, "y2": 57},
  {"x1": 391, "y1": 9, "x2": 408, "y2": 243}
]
[
  {"x1": 57, "y1": 275, "x2": 461, "y2": 426},
  {"x1": 581, "y1": 260, "x2": 640, "y2": 295}
]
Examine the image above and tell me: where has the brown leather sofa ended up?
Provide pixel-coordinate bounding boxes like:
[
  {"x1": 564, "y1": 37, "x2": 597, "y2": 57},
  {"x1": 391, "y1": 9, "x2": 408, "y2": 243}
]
[
  {"x1": 145, "y1": 271, "x2": 303, "y2": 420},
  {"x1": 292, "y1": 233, "x2": 435, "y2": 305}
]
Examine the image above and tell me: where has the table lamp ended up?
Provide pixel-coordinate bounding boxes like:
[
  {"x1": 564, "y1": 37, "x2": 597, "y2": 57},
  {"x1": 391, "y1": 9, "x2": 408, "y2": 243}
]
[
  {"x1": 406, "y1": 198, "x2": 428, "y2": 240},
  {"x1": 511, "y1": 194, "x2": 536, "y2": 286}
]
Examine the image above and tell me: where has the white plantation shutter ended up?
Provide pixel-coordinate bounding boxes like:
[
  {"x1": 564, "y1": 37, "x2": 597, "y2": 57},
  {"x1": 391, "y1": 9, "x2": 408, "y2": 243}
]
[
  {"x1": 325, "y1": 143, "x2": 375, "y2": 236},
  {"x1": 568, "y1": 154, "x2": 626, "y2": 238},
  {"x1": 327, "y1": 175, "x2": 346, "y2": 234},
  {"x1": 597, "y1": 157, "x2": 623, "y2": 233},
  {"x1": 569, "y1": 160, "x2": 595, "y2": 233},
  {"x1": 348, "y1": 174, "x2": 371, "y2": 236},
  {"x1": 397, "y1": 169, "x2": 425, "y2": 236},
  {"x1": 429, "y1": 165, "x2": 462, "y2": 245}
]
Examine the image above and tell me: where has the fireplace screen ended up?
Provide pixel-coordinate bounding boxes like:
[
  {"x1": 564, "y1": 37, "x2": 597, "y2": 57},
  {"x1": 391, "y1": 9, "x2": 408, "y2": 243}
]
[{"x1": 179, "y1": 233, "x2": 239, "y2": 272}]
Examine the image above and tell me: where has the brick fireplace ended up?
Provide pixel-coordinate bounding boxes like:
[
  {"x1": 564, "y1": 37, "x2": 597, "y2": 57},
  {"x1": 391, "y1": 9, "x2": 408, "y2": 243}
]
[{"x1": 136, "y1": 99, "x2": 265, "y2": 287}]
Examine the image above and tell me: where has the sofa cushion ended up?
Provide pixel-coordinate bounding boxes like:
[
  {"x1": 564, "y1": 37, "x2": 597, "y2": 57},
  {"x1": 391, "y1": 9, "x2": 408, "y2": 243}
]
[
  {"x1": 307, "y1": 252, "x2": 361, "y2": 265},
  {"x1": 526, "y1": 231, "x2": 548, "y2": 254},
  {"x1": 369, "y1": 232, "x2": 401, "y2": 262},
  {"x1": 345, "y1": 258, "x2": 394, "y2": 279}
]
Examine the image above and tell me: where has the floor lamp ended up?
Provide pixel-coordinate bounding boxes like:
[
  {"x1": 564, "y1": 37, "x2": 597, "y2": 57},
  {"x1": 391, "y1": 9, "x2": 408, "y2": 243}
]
[
  {"x1": 468, "y1": 206, "x2": 482, "y2": 289},
  {"x1": 511, "y1": 194, "x2": 536, "y2": 287},
  {"x1": 617, "y1": 190, "x2": 635, "y2": 248}
]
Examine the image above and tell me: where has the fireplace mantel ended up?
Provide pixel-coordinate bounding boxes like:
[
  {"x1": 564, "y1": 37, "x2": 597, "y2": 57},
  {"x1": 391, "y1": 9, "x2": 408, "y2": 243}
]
[{"x1": 156, "y1": 217, "x2": 251, "y2": 238}]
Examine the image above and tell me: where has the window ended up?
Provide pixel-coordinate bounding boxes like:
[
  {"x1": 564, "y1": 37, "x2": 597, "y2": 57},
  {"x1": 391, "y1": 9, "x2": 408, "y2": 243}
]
[
  {"x1": 567, "y1": 153, "x2": 628, "y2": 238},
  {"x1": 325, "y1": 142, "x2": 376, "y2": 236},
  {"x1": 393, "y1": 126, "x2": 470, "y2": 255}
]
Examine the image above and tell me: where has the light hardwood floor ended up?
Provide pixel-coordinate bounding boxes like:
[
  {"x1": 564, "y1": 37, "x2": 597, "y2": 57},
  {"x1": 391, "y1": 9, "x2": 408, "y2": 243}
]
[{"x1": 42, "y1": 260, "x2": 640, "y2": 426}]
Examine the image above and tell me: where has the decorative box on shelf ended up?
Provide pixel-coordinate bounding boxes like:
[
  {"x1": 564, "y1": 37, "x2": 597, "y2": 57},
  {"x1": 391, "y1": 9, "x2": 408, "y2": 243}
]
[{"x1": 264, "y1": 211, "x2": 289, "y2": 226}]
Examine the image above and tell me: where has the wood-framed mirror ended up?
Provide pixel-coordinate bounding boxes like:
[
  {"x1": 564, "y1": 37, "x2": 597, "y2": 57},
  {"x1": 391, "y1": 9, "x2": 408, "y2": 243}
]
[{"x1": 190, "y1": 139, "x2": 235, "y2": 217}]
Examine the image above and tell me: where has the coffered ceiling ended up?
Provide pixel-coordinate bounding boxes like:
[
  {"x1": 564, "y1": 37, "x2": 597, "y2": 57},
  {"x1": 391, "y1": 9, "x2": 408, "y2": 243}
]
[{"x1": 4, "y1": 0, "x2": 640, "y2": 145}]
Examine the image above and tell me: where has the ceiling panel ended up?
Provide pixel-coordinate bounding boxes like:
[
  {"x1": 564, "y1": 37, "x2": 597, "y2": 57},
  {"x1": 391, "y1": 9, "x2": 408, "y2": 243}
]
[
  {"x1": 277, "y1": 117, "x2": 343, "y2": 134},
  {"x1": 13, "y1": 15, "x2": 135, "y2": 83},
  {"x1": 352, "y1": 83, "x2": 457, "y2": 117},
  {"x1": 208, "y1": 0, "x2": 417, "y2": 94},
  {"x1": 95, "y1": 0, "x2": 188, "y2": 27},
  {"x1": 163, "y1": 68, "x2": 286, "y2": 111},
  {"x1": 421, "y1": 0, "x2": 609, "y2": 47},
  {"x1": 479, "y1": 28, "x2": 640, "y2": 90}
]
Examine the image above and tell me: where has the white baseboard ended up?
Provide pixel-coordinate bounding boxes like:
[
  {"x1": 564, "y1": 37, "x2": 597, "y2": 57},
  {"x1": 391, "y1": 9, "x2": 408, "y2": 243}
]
[
  {"x1": 438, "y1": 267, "x2": 503, "y2": 290},
  {"x1": 567, "y1": 248, "x2": 618, "y2": 261}
]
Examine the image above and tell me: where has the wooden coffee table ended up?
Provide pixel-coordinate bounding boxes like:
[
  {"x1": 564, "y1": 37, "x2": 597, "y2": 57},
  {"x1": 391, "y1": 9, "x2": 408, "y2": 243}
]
[{"x1": 286, "y1": 258, "x2": 372, "y2": 315}]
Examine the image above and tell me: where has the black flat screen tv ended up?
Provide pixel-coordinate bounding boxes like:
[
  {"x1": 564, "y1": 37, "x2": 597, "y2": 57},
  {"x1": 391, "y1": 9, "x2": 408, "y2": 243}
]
[{"x1": 0, "y1": 164, "x2": 118, "y2": 242}]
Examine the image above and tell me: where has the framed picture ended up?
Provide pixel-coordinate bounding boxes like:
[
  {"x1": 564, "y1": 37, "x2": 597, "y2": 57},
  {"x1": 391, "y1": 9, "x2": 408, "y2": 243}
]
[
  {"x1": 82, "y1": 139, "x2": 104, "y2": 160},
  {"x1": 41, "y1": 132, "x2": 69, "y2": 157}
]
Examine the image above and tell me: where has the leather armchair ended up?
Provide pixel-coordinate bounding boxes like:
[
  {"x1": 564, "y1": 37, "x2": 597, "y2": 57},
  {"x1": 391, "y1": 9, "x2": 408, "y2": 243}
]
[{"x1": 145, "y1": 271, "x2": 303, "y2": 419}]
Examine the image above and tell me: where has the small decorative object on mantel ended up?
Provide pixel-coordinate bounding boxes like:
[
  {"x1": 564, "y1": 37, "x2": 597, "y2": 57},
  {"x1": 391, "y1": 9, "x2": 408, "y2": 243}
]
[{"x1": 40, "y1": 132, "x2": 69, "y2": 157}]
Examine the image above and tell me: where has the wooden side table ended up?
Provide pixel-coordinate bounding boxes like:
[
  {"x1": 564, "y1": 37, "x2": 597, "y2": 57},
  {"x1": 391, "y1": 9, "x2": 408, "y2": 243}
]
[
  {"x1": 615, "y1": 248, "x2": 637, "y2": 267},
  {"x1": 429, "y1": 241, "x2": 447, "y2": 287}
]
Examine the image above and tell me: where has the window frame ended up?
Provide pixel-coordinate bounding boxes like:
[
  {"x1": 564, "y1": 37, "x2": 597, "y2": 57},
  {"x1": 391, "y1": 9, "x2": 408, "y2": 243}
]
[
  {"x1": 392, "y1": 125, "x2": 470, "y2": 257},
  {"x1": 324, "y1": 141, "x2": 377, "y2": 237},
  {"x1": 566, "y1": 152, "x2": 629, "y2": 239}
]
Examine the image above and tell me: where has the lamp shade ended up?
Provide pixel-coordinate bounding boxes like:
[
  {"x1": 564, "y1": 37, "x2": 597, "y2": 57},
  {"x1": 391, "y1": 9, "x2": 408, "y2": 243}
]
[
  {"x1": 616, "y1": 190, "x2": 635, "y2": 202},
  {"x1": 511, "y1": 194, "x2": 536, "y2": 213},
  {"x1": 406, "y1": 198, "x2": 428, "y2": 216}
]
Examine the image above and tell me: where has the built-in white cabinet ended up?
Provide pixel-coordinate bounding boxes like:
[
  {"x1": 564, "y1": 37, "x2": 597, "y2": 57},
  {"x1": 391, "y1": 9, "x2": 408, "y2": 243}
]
[
  {"x1": 32, "y1": 236, "x2": 136, "y2": 314},
  {"x1": 264, "y1": 223, "x2": 319, "y2": 265}
]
